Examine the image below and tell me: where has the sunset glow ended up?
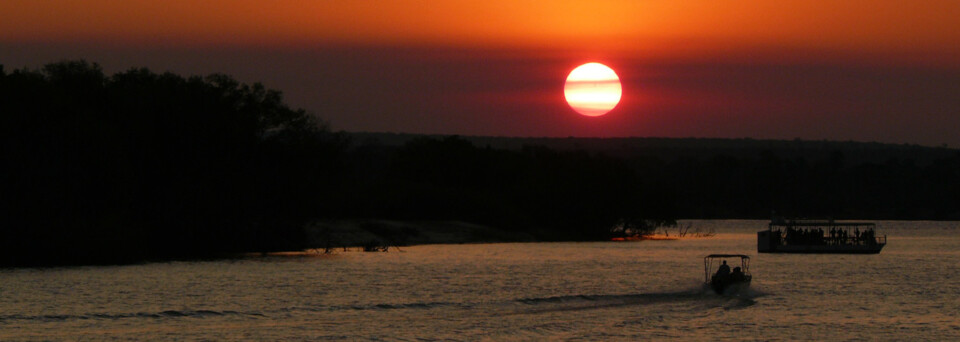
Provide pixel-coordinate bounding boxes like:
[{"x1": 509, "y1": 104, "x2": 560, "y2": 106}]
[
  {"x1": 1, "y1": 1, "x2": 957, "y2": 62},
  {"x1": 564, "y1": 63, "x2": 622, "y2": 116},
  {"x1": 1, "y1": 0, "x2": 959, "y2": 145}
]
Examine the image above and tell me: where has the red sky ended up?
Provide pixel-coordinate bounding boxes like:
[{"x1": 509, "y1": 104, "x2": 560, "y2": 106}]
[{"x1": 2, "y1": 1, "x2": 960, "y2": 146}]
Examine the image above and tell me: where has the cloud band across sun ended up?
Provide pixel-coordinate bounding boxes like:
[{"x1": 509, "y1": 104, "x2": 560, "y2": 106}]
[{"x1": 564, "y1": 63, "x2": 622, "y2": 116}]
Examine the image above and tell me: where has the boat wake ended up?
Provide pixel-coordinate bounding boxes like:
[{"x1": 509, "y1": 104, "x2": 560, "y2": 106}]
[
  {"x1": 511, "y1": 286, "x2": 761, "y2": 315},
  {"x1": 0, "y1": 286, "x2": 767, "y2": 326},
  {"x1": 0, "y1": 309, "x2": 265, "y2": 323}
]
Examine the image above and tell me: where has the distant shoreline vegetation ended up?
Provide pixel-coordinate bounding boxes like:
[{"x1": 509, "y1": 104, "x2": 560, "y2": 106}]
[
  {"x1": 342, "y1": 132, "x2": 960, "y2": 221},
  {"x1": 2, "y1": 60, "x2": 959, "y2": 267},
  {"x1": 1, "y1": 61, "x2": 348, "y2": 266}
]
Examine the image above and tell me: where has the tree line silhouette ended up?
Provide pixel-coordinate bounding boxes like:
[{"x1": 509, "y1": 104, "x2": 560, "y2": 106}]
[
  {"x1": 645, "y1": 149, "x2": 960, "y2": 219},
  {"x1": 1, "y1": 61, "x2": 347, "y2": 266},
  {"x1": 334, "y1": 136, "x2": 676, "y2": 241},
  {"x1": 2, "y1": 60, "x2": 958, "y2": 266},
  {"x1": 335, "y1": 134, "x2": 960, "y2": 236}
]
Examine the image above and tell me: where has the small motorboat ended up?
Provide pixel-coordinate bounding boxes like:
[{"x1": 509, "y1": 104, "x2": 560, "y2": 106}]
[{"x1": 704, "y1": 254, "x2": 752, "y2": 295}]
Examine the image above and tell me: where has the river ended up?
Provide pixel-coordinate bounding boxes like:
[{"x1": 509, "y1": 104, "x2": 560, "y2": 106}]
[{"x1": 1, "y1": 220, "x2": 957, "y2": 340}]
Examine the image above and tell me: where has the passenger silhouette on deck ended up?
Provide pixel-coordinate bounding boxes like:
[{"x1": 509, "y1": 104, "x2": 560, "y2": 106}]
[{"x1": 731, "y1": 267, "x2": 745, "y2": 282}]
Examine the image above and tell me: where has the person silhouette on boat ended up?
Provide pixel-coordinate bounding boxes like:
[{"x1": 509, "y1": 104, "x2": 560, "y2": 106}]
[
  {"x1": 716, "y1": 260, "x2": 731, "y2": 278},
  {"x1": 731, "y1": 267, "x2": 745, "y2": 282}
]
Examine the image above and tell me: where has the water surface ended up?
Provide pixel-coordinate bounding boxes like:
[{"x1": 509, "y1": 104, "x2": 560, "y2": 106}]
[{"x1": 1, "y1": 220, "x2": 957, "y2": 340}]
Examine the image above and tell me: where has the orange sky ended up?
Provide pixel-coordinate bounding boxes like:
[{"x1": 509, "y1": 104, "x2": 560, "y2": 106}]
[
  {"x1": 2, "y1": 0, "x2": 958, "y2": 63},
  {"x1": 3, "y1": 1, "x2": 960, "y2": 145}
]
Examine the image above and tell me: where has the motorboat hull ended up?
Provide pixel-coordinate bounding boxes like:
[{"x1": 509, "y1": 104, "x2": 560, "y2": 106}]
[
  {"x1": 709, "y1": 276, "x2": 752, "y2": 295},
  {"x1": 758, "y1": 244, "x2": 884, "y2": 254}
]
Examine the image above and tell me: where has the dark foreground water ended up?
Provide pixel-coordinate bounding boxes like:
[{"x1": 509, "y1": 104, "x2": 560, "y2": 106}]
[{"x1": 1, "y1": 220, "x2": 958, "y2": 341}]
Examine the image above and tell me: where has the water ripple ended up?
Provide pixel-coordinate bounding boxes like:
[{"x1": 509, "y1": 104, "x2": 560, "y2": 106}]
[{"x1": 0, "y1": 309, "x2": 265, "y2": 323}]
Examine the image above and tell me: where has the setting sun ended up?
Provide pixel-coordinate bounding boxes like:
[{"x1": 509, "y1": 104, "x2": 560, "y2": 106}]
[{"x1": 564, "y1": 63, "x2": 622, "y2": 117}]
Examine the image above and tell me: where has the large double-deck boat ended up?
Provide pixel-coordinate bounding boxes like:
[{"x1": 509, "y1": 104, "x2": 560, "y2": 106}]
[{"x1": 758, "y1": 218, "x2": 886, "y2": 254}]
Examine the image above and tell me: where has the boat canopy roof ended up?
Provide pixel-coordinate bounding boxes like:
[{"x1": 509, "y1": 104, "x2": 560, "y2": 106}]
[{"x1": 704, "y1": 254, "x2": 750, "y2": 259}]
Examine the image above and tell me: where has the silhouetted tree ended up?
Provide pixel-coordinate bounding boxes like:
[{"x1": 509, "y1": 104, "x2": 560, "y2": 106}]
[{"x1": 0, "y1": 60, "x2": 346, "y2": 266}]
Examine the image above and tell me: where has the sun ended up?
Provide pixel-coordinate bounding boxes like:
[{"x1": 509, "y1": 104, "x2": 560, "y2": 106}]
[{"x1": 564, "y1": 63, "x2": 622, "y2": 117}]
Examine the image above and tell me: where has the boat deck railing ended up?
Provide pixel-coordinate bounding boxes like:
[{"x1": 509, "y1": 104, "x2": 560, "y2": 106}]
[{"x1": 769, "y1": 228, "x2": 886, "y2": 246}]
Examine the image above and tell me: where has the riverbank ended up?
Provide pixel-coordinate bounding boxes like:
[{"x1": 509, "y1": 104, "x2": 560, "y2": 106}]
[
  {"x1": 299, "y1": 220, "x2": 705, "y2": 253},
  {"x1": 303, "y1": 220, "x2": 538, "y2": 251}
]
